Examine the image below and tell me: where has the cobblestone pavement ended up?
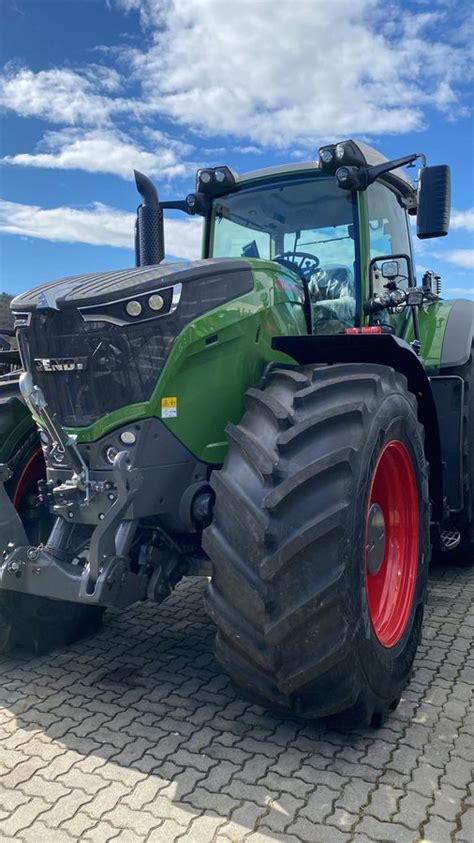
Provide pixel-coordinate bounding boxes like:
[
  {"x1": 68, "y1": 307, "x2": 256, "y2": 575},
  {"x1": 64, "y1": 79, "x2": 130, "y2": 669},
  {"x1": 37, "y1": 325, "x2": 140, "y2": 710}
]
[{"x1": 0, "y1": 557, "x2": 473, "y2": 843}]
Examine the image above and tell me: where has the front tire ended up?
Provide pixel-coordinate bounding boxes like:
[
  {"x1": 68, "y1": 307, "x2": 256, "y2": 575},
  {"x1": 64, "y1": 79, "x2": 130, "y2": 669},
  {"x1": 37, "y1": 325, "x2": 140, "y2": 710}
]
[{"x1": 203, "y1": 363, "x2": 429, "y2": 728}]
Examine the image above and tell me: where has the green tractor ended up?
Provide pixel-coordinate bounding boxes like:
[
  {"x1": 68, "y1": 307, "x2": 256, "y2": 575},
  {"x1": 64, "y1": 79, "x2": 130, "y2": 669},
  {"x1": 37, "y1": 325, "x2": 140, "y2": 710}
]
[{"x1": 0, "y1": 140, "x2": 472, "y2": 727}]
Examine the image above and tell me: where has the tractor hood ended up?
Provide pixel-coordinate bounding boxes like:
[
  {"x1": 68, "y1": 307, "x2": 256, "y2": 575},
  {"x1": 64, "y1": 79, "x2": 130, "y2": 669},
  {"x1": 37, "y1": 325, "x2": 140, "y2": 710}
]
[
  {"x1": 11, "y1": 259, "x2": 252, "y2": 313},
  {"x1": 11, "y1": 259, "x2": 254, "y2": 429}
]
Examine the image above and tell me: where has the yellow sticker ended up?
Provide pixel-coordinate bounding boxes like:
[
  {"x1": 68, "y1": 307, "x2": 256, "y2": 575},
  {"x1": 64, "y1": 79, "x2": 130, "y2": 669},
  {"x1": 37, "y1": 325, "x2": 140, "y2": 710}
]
[{"x1": 161, "y1": 396, "x2": 177, "y2": 418}]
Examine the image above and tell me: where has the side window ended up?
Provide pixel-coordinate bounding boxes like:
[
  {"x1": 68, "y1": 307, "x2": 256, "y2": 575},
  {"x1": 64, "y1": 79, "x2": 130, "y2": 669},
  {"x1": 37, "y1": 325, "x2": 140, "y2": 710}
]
[{"x1": 367, "y1": 182, "x2": 412, "y2": 289}]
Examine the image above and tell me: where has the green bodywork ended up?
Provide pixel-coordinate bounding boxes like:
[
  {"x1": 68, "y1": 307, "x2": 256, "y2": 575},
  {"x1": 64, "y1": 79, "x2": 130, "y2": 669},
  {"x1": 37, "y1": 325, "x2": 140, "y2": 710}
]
[
  {"x1": 404, "y1": 301, "x2": 454, "y2": 374},
  {"x1": 64, "y1": 260, "x2": 308, "y2": 461}
]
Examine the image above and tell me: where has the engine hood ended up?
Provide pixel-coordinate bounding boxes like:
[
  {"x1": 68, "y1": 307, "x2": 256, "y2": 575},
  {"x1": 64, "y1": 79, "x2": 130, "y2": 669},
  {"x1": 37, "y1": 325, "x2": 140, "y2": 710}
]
[{"x1": 11, "y1": 259, "x2": 251, "y2": 312}]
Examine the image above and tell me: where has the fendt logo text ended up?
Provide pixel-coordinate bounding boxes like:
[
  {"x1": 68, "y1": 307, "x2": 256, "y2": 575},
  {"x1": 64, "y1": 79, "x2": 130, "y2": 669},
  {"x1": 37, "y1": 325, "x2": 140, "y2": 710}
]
[{"x1": 34, "y1": 358, "x2": 87, "y2": 372}]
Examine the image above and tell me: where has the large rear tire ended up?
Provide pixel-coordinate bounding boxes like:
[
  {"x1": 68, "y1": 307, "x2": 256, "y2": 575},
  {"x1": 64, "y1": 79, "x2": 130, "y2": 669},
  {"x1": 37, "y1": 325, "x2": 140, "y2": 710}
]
[
  {"x1": 203, "y1": 363, "x2": 430, "y2": 728},
  {"x1": 0, "y1": 432, "x2": 104, "y2": 654}
]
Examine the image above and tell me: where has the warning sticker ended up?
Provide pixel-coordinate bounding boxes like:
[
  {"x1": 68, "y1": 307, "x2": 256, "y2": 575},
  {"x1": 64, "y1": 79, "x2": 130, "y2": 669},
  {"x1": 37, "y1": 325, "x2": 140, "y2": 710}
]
[{"x1": 161, "y1": 396, "x2": 177, "y2": 418}]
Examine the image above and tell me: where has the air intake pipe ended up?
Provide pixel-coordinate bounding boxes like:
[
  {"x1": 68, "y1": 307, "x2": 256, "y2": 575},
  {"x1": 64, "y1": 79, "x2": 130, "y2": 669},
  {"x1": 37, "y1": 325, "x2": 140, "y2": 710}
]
[{"x1": 134, "y1": 170, "x2": 165, "y2": 267}]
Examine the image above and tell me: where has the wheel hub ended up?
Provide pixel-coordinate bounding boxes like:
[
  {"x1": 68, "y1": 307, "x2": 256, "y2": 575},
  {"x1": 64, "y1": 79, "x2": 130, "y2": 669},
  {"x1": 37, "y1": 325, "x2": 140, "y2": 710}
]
[{"x1": 366, "y1": 503, "x2": 386, "y2": 575}]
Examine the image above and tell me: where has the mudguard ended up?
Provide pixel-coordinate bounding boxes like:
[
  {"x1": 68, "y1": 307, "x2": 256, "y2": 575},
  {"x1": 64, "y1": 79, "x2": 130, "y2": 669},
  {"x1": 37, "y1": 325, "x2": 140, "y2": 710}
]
[
  {"x1": 440, "y1": 298, "x2": 474, "y2": 370},
  {"x1": 272, "y1": 333, "x2": 444, "y2": 520}
]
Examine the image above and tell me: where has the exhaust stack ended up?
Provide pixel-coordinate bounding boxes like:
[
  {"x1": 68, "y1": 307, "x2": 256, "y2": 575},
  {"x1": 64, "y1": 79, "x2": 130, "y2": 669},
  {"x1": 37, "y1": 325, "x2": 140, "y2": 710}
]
[{"x1": 134, "y1": 170, "x2": 165, "y2": 267}]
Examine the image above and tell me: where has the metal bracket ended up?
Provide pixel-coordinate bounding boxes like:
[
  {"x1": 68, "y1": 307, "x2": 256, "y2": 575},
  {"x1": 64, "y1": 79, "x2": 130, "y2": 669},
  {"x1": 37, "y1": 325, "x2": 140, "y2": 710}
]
[
  {"x1": 84, "y1": 450, "x2": 143, "y2": 587},
  {"x1": 19, "y1": 372, "x2": 90, "y2": 501}
]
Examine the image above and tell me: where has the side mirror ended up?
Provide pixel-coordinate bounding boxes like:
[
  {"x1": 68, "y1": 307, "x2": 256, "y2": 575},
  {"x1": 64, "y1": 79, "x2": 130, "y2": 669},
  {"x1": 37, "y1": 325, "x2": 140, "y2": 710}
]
[
  {"x1": 417, "y1": 165, "x2": 451, "y2": 239},
  {"x1": 134, "y1": 170, "x2": 165, "y2": 267},
  {"x1": 381, "y1": 260, "x2": 400, "y2": 281}
]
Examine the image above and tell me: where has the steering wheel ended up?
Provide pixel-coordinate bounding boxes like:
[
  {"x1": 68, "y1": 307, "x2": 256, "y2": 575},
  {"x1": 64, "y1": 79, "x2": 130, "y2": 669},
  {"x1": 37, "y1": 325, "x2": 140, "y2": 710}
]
[{"x1": 273, "y1": 251, "x2": 320, "y2": 280}]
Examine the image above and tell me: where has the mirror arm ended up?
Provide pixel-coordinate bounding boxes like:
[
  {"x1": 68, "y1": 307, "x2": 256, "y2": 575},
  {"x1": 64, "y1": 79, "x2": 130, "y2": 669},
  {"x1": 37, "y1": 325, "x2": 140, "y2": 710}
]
[
  {"x1": 160, "y1": 200, "x2": 190, "y2": 213},
  {"x1": 160, "y1": 194, "x2": 210, "y2": 217},
  {"x1": 364, "y1": 152, "x2": 426, "y2": 188}
]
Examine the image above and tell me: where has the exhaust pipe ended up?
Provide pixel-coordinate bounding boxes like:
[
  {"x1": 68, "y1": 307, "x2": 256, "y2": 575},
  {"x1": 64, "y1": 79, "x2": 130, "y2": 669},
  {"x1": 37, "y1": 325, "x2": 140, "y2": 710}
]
[{"x1": 134, "y1": 170, "x2": 165, "y2": 267}]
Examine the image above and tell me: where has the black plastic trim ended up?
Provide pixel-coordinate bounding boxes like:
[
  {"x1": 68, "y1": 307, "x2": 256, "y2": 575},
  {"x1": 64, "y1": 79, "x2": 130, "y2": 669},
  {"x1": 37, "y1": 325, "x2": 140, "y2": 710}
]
[{"x1": 429, "y1": 376, "x2": 464, "y2": 512}]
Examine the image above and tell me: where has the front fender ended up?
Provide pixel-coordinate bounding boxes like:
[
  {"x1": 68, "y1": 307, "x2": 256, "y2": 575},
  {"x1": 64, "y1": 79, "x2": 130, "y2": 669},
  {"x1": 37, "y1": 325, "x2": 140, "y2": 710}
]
[
  {"x1": 0, "y1": 381, "x2": 35, "y2": 466},
  {"x1": 272, "y1": 334, "x2": 443, "y2": 521},
  {"x1": 0, "y1": 464, "x2": 29, "y2": 558}
]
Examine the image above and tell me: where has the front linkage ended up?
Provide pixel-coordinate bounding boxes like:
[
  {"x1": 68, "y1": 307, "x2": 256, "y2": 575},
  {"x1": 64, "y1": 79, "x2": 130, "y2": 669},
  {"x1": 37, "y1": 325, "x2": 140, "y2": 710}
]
[{"x1": 0, "y1": 376, "x2": 148, "y2": 609}]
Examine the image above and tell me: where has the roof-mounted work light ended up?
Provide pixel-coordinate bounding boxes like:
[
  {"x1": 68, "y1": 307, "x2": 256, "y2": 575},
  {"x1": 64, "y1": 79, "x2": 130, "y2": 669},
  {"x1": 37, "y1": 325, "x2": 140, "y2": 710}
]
[
  {"x1": 318, "y1": 140, "x2": 368, "y2": 175},
  {"x1": 195, "y1": 166, "x2": 238, "y2": 196}
]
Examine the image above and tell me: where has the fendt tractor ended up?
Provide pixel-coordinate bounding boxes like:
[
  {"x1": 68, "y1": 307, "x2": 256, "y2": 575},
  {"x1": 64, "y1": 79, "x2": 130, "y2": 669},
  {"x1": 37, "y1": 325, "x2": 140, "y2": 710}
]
[{"x1": 0, "y1": 140, "x2": 472, "y2": 728}]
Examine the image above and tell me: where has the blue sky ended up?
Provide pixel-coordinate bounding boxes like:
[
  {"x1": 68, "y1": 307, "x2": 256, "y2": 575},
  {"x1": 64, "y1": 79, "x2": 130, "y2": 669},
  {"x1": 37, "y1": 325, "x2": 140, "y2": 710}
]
[{"x1": 0, "y1": 0, "x2": 473, "y2": 298}]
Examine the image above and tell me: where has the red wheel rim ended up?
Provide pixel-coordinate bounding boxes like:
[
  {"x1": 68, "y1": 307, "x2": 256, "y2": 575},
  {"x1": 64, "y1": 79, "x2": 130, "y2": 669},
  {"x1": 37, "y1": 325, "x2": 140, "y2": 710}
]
[
  {"x1": 12, "y1": 448, "x2": 45, "y2": 510},
  {"x1": 365, "y1": 440, "x2": 419, "y2": 648}
]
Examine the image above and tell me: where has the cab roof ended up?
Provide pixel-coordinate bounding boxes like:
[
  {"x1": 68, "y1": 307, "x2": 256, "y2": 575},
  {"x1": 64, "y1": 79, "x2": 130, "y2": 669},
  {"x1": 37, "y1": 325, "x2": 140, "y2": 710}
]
[{"x1": 235, "y1": 141, "x2": 414, "y2": 197}]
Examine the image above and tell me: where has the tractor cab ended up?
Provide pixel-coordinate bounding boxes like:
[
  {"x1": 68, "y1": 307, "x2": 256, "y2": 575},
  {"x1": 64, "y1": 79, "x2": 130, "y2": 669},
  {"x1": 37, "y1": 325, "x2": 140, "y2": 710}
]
[
  {"x1": 152, "y1": 139, "x2": 450, "y2": 341},
  {"x1": 208, "y1": 168, "x2": 358, "y2": 334}
]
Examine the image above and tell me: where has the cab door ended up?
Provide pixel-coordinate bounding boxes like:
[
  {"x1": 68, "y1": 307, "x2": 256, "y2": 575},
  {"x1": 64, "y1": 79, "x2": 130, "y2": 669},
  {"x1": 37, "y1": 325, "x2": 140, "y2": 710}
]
[{"x1": 364, "y1": 179, "x2": 416, "y2": 339}]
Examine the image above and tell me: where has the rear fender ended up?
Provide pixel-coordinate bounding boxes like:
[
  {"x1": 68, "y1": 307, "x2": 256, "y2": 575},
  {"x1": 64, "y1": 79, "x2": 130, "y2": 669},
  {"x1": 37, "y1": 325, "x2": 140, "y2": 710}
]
[
  {"x1": 272, "y1": 334, "x2": 443, "y2": 521},
  {"x1": 439, "y1": 299, "x2": 474, "y2": 371}
]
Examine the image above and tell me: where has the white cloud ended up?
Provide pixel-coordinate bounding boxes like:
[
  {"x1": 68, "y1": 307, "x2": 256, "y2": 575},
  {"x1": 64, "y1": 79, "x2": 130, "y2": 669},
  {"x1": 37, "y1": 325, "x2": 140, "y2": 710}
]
[
  {"x1": 437, "y1": 249, "x2": 474, "y2": 269},
  {"x1": 116, "y1": 0, "x2": 472, "y2": 148},
  {"x1": 0, "y1": 66, "x2": 131, "y2": 125},
  {"x1": 1, "y1": 3, "x2": 471, "y2": 158},
  {"x1": 0, "y1": 199, "x2": 202, "y2": 259},
  {"x1": 2, "y1": 128, "x2": 191, "y2": 180},
  {"x1": 450, "y1": 208, "x2": 474, "y2": 233},
  {"x1": 443, "y1": 287, "x2": 474, "y2": 299}
]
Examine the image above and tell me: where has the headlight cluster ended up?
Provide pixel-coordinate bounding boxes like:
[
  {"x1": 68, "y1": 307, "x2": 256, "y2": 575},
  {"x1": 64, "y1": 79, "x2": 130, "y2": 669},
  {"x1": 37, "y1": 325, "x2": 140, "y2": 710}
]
[
  {"x1": 318, "y1": 140, "x2": 367, "y2": 175},
  {"x1": 80, "y1": 282, "x2": 182, "y2": 327},
  {"x1": 318, "y1": 140, "x2": 370, "y2": 191},
  {"x1": 320, "y1": 143, "x2": 346, "y2": 165},
  {"x1": 125, "y1": 293, "x2": 165, "y2": 318},
  {"x1": 195, "y1": 166, "x2": 237, "y2": 195}
]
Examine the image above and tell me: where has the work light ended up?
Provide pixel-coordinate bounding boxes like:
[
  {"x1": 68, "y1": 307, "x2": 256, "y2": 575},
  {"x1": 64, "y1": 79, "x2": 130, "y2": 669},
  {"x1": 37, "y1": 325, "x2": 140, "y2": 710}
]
[
  {"x1": 335, "y1": 165, "x2": 366, "y2": 191},
  {"x1": 195, "y1": 166, "x2": 237, "y2": 196},
  {"x1": 319, "y1": 147, "x2": 334, "y2": 166},
  {"x1": 319, "y1": 140, "x2": 369, "y2": 175}
]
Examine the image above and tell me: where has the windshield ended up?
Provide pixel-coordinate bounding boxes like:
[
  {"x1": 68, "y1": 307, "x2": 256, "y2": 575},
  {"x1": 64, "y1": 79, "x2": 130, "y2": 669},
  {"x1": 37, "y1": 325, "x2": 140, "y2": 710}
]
[{"x1": 211, "y1": 175, "x2": 358, "y2": 332}]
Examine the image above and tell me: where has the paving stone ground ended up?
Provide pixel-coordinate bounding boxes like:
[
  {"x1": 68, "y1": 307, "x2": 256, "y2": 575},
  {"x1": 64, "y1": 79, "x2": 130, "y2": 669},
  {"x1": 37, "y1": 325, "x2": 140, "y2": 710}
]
[{"x1": 0, "y1": 556, "x2": 473, "y2": 843}]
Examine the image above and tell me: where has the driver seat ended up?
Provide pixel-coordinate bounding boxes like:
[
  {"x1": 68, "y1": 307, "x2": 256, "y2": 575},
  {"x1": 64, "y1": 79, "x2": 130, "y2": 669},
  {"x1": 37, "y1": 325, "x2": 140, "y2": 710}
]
[{"x1": 311, "y1": 265, "x2": 354, "y2": 300}]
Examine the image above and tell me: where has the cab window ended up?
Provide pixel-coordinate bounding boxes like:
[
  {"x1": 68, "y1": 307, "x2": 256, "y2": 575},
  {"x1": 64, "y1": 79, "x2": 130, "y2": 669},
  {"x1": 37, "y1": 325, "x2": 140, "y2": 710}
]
[
  {"x1": 212, "y1": 217, "x2": 271, "y2": 260},
  {"x1": 211, "y1": 176, "x2": 358, "y2": 333},
  {"x1": 367, "y1": 182, "x2": 412, "y2": 290}
]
